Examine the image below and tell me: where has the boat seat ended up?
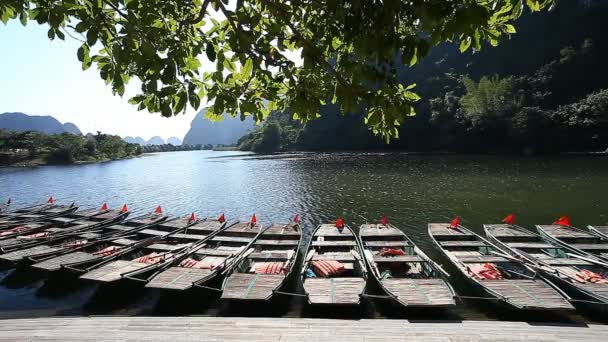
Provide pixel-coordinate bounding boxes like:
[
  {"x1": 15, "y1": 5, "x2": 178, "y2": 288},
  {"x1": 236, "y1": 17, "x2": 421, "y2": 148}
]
[
  {"x1": 170, "y1": 233, "x2": 206, "y2": 241},
  {"x1": 147, "y1": 243, "x2": 188, "y2": 251},
  {"x1": 312, "y1": 254, "x2": 355, "y2": 262},
  {"x1": 138, "y1": 229, "x2": 167, "y2": 236},
  {"x1": 439, "y1": 241, "x2": 488, "y2": 247},
  {"x1": 254, "y1": 239, "x2": 299, "y2": 246},
  {"x1": 211, "y1": 236, "x2": 252, "y2": 243},
  {"x1": 249, "y1": 251, "x2": 291, "y2": 260},
  {"x1": 458, "y1": 256, "x2": 509, "y2": 263},
  {"x1": 364, "y1": 241, "x2": 409, "y2": 247},
  {"x1": 193, "y1": 248, "x2": 238, "y2": 257},
  {"x1": 507, "y1": 242, "x2": 554, "y2": 249},
  {"x1": 312, "y1": 240, "x2": 357, "y2": 247},
  {"x1": 373, "y1": 255, "x2": 424, "y2": 263},
  {"x1": 112, "y1": 238, "x2": 138, "y2": 246},
  {"x1": 80, "y1": 260, "x2": 150, "y2": 282},
  {"x1": 105, "y1": 225, "x2": 134, "y2": 232}
]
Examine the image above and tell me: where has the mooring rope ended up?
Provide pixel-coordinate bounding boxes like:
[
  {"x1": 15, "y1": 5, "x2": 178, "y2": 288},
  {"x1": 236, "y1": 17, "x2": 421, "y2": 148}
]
[
  {"x1": 360, "y1": 293, "x2": 392, "y2": 300},
  {"x1": 454, "y1": 295, "x2": 502, "y2": 301},
  {"x1": 274, "y1": 290, "x2": 308, "y2": 298},
  {"x1": 568, "y1": 299, "x2": 608, "y2": 305},
  {"x1": 195, "y1": 284, "x2": 223, "y2": 292}
]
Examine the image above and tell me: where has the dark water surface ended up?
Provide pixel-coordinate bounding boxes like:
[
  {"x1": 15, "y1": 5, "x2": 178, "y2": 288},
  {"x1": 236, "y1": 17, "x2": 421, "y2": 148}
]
[{"x1": 1, "y1": 151, "x2": 607, "y2": 322}]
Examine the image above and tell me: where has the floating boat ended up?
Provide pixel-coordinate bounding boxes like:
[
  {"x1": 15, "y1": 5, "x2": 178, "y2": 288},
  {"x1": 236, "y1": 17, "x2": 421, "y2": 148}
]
[
  {"x1": 0, "y1": 202, "x2": 78, "y2": 228},
  {"x1": 27, "y1": 212, "x2": 174, "y2": 272},
  {"x1": 301, "y1": 223, "x2": 368, "y2": 306},
  {"x1": 536, "y1": 224, "x2": 608, "y2": 262},
  {"x1": 588, "y1": 225, "x2": 608, "y2": 240},
  {"x1": 0, "y1": 207, "x2": 130, "y2": 264},
  {"x1": 121, "y1": 217, "x2": 227, "y2": 283},
  {"x1": 220, "y1": 221, "x2": 302, "y2": 301},
  {"x1": 145, "y1": 221, "x2": 262, "y2": 291},
  {"x1": 485, "y1": 223, "x2": 608, "y2": 307},
  {"x1": 0, "y1": 206, "x2": 124, "y2": 249},
  {"x1": 70, "y1": 214, "x2": 204, "y2": 283},
  {"x1": 359, "y1": 223, "x2": 456, "y2": 308},
  {"x1": 428, "y1": 223, "x2": 574, "y2": 311}
]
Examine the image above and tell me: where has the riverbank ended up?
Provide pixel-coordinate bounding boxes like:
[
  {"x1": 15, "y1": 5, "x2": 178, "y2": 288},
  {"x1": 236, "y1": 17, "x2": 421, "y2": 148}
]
[
  {"x1": 0, "y1": 152, "x2": 141, "y2": 168},
  {"x1": 0, "y1": 316, "x2": 604, "y2": 341}
]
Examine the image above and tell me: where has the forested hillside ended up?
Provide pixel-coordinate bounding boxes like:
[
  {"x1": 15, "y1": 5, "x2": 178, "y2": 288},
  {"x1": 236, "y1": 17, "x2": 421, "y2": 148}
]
[{"x1": 239, "y1": 1, "x2": 608, "y2": 154}]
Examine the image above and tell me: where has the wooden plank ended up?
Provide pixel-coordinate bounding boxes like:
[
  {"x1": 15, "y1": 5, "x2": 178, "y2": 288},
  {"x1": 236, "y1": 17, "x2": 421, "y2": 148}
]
[
  {"x1": 363, "y1": 241, "x2": 409, "y2": 247},
  {"x1": 145, "y1": 267, "x2": 214, "y2": 290},
  {"x1": 30, "y1": 251, "x2": 97, "y2": 271},
  {"x1": 373, "y1": 255, "x2": 423, "y2": 263},
  {"x1": 482, "y1": 280, "x2": 574, "y2": 310},
  {"x1": 312, "y1": 241, "x2": 357, "y2": 247},
  {"x1": 439, "y1": 241, "x2": 488, "y2": 247},
  {"x1": 221, "y1": 274, "x2": 284, "y2": 300},
  {"x1": 381, "y1": 278, "x2": 455, "y2": 306},
  {"x1": 80, "y1": 260, "x2": 148, "y2": 282},
  {"x1": 304, "y1": 277, "x2": 365, "y2": 305}
]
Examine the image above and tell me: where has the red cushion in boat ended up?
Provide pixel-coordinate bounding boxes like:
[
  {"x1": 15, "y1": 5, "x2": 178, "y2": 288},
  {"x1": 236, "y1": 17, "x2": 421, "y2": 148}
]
[
  {"x1": 254, "y1": 262, "x2": 286, "y2": 275},
  {"x1": 310, "y1": 260, "x2": 346, "y2": 278}
]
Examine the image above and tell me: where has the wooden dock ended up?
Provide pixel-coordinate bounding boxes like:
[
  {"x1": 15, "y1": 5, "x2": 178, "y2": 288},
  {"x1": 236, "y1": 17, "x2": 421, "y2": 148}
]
[{"x1": 0, "y1": 316, "x2": 606, "y2": 341}]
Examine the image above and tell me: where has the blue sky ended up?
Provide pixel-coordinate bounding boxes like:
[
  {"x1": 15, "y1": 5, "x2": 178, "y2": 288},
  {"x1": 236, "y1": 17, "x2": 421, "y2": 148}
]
[{"x1": 0, "y1": 21, "x2": 197, "y2": 140}]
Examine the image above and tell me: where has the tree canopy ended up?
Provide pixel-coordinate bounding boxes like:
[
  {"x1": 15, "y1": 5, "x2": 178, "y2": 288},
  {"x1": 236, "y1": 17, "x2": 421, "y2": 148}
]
[{"x1": 1, "y1": 0, "x2": 556, "y2": 140}]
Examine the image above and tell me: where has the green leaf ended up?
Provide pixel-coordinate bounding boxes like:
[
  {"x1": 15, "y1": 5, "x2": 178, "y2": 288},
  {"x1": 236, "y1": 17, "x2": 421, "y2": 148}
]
[
  {"x1": 459, "y1": 37, "x2": 472, "y2": 52},
  {"x1": 505, "y1": 24, "x2": 516, "y2": 33},
  {"x1": 87, "y1": 27, "x2": 98, "y2": 46},
  {"x1": 206, "y1": 43, "x2": 216, "y2": 62},
  {"x1": 223, "y1": 58, "x2": 236, "y2": 72},
  {"x1": 47, "y1": 28, "x2": 55, "y2": 40}
]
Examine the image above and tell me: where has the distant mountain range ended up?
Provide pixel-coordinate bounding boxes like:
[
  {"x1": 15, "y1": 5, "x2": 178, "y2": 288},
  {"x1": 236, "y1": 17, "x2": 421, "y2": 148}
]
[
  {"x1": 146, "y1": 136, "x2": 165, "y2": 145},
  {"x1": 167, "y1": 137, "x2": 182, "y2": 145},
  {"x1": 0, "y1": 112, "x2": 81, "y2": 135},
  {"x1": 123, "y1": 136, "x2": 147, "y2": 145},
  {"x1": 183, "y1": 111, "x2": 254, "y2": 146}
]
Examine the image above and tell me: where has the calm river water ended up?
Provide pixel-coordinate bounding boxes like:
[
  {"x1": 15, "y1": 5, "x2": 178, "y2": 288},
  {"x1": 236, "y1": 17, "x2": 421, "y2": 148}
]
[{"x1": 1, "y1": 151, "x2": 607, "y2": 322}]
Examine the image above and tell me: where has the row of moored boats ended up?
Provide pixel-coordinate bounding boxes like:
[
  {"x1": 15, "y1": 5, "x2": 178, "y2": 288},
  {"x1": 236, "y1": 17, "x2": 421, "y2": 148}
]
[{"x1": 0, "y1": 199, "x2": 607, "y2": 312}]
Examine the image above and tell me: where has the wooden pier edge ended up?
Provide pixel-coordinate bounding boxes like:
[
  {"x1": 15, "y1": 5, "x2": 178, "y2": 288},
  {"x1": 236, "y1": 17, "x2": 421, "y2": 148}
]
[{"x1": 0, "y1": 316, "x2": 606, "y2": 341}]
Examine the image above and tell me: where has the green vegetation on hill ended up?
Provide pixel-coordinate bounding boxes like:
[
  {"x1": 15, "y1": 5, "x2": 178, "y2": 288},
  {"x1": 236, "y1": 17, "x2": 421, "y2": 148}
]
[
  {"x1": 239, "y1": 2, "x2": 608, "y2": 154},
  {"x1": 0, "y1": 130, "x2": 142, "y2": 166}
]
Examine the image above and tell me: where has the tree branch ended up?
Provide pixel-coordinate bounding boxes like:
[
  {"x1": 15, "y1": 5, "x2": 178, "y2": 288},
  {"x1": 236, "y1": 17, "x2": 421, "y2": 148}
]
[{"x1": 261, "y1": 0, "x2": 351, "y2": 89}]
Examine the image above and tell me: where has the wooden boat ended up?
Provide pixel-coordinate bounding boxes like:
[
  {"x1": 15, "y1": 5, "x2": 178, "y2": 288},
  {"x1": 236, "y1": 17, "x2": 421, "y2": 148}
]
[
  {"x1": 536, "y1": 224, "x2": 608, "y2": 262},
  {"x1": 220, "y1": 222, "x2": 302, "y2": 301},
  {"x1": 145, "y1": 221, "x2": 263, "y2": 291},
  {"x1": 428, "y1": 223, "x2": 574, "y2": 311},
  {"x1": 301, "y1": 223, "x2": 368, "y2": 306},
  {"x1": 588, "y1": 225, "x2": 608, "y2": 240},
  {"x1": 485, "y1": 224, "x2": 608, "y2": 307},
  {"x1": 0, "y1": 202, "x2": 78, "y2": 228},
  {"x1": 121, "y1": 217, "x2": 227, "y2": 283},
  {"x1": 0, "y1": 207, "x2": 131, "y2": 264},
  {"x1": 359, "y1": 223, "x2": 456, "y2": 308},
  {"x1": 69, "y1": 214, "x2": 205, "y2": 283},
  {"x1": 0, "y1": 201, "x2": 52, "y2": 220},
  {"x1": 26, "y1": 212, "x2": 173, "y2": 272},
  {"x1": 0, "y1": 206, "x2": 127, "y2": 254}
]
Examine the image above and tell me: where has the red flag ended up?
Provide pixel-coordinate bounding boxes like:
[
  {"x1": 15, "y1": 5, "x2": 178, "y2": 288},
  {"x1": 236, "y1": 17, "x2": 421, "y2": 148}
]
[
  {"x1": 218, "y1": 213, "x2": 225, "y2": 223},
  {"x1": 380, "y1": 214, "x2": 388, "y2": 226},
  {"x1": 120, "y1": 204, "x2": 128, "y2": 213},
  {"x1": 188, "y1": 212, "x2": 196, "y2": 222},
  {"x1": 250, "y1": 214, "x2": 257, "y2": 226},
  {"x1": 100, "y1": 203, "x2": 109, "y2": 211},
  {"x1": 502, "y1": 213, "x2": 514, "y2": 225},
  {"x1": 449, "y1": 216, "x2": 459, "y2": 229},
  {"x1": 553, "y1": 216, "x2": 570, "y2": 227},
  {"x1": 336, "y1": 217, "x2": 344, "y2": 228},
  {"x1": 292, "y1": 214, "x2": 300, "y2": 224},
  {"x1": 47, "y1": 196, "x2": 54, "y2": 204},
  {"x1": 154, "y1": 206, "x2": 162, "y2": 214}
]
